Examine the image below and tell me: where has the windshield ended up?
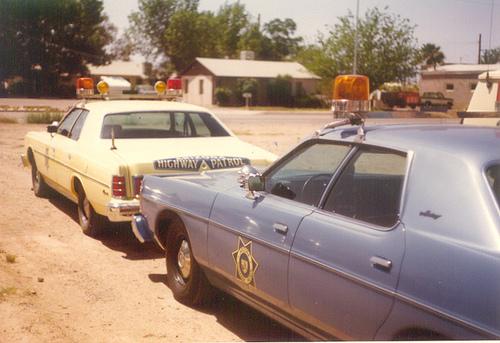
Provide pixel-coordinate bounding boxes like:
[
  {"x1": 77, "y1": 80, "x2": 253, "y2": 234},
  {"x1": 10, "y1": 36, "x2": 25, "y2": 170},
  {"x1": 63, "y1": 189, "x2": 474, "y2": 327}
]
[
  {"x1": 486, "y1": 164, "x2": 500, "y2": 208},
  {"x1": 100, "y1": 111, "x2": 230, "y2": 139}
]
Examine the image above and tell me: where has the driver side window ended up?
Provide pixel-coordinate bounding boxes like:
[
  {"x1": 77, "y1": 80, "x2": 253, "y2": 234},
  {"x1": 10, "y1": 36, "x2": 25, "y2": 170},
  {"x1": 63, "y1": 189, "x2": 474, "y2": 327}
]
[
  {"x1": 265, "y1": 142, "x2": 351, "y2": 206},
  {"x1": 57, "y1": 109, "x2": 82, "y2": 137}
]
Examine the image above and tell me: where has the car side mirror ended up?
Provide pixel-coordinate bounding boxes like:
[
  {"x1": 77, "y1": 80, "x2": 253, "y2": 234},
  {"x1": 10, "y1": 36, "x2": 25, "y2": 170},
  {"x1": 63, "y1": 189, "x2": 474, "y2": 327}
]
[
  {"x1": 238, "y1": 164, "x2": 264, "y2": 199},
  {"x1": 248, "y1": 175, "x2": 265, "y2": 192},
  {"x1": 47, "y1": 121, "x2": 59, "y2": 133}
]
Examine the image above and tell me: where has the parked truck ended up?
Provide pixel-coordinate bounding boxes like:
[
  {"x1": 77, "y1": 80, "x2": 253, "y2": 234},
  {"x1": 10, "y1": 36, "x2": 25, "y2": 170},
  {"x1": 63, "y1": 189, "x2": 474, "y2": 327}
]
[
  {"x1": 373, "y1": 83, "x2": 420, "y2": 109},
  {"x1": 420, "y1": 92, "x2": 454, "y2": 109}
]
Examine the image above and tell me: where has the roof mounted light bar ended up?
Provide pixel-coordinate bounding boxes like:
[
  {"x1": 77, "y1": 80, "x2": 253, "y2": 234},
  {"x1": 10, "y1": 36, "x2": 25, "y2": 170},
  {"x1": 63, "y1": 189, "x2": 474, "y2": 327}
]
[{"x1": 316, "y1": 74, "x2": 371, "y2": 139}]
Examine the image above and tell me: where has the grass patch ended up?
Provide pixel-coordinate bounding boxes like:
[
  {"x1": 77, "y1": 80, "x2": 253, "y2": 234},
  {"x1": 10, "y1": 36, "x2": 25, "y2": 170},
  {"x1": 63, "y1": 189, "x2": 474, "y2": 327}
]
[
  {"x1": 6, "y1": 254, "x2": 16, "y2": 263},
  {"x1": 27, "y1": 111, "x2": 63, "y2": 124},
  {"x1": 0, "y1": 116, "x2": 17, "y2": 124},
  {"x1": 0, "y1": 287, "x2": 17, "y2": 298}
]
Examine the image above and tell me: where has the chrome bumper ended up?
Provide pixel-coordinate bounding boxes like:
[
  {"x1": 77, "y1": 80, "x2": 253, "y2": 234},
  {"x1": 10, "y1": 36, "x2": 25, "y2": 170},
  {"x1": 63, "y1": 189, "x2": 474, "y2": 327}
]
[
  {"x1": 131, "y1": 214, "x2": 153, "y2": 243},
  {"x1": 106, "y1": 200, "x2": 140, "y2": 222}
]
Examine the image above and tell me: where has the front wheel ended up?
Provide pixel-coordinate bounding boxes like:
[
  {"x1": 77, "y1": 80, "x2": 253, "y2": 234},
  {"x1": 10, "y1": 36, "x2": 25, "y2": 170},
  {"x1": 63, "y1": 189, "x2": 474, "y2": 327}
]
[
  {"x1": 166, "y1": 220, "x2": 211, "y2": 306},
  {"x1": 30, "y1": 158, "x2": 50, "y2": 198},
  {"x1": 77, "y1": 186, "x2": 107, "y2": 237}
]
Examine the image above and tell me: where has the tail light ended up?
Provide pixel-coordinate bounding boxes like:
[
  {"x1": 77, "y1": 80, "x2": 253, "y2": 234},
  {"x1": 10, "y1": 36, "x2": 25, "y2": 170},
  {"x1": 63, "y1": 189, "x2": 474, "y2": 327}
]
[
  {"x1": 112, "y1": 175, "x2": 126, "y2": 198},
  {"x1": 133, "y1": 175, "x2": 144, "y2": 198}
]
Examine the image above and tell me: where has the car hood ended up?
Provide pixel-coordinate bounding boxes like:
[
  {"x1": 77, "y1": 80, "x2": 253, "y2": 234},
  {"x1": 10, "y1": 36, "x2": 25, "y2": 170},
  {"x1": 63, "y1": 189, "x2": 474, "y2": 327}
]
[{"x1": 100, "y1": 136, "x2": 277, "y2": 175}]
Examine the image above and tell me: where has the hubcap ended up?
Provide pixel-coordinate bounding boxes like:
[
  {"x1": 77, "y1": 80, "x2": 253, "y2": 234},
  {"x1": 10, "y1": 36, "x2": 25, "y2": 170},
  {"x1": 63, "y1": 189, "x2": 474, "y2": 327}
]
[
  {"x1": 80, "y1": 196, "x2": 90, "y2": 226},
  {"x1": 177, "y1": 240, "x2": 192, "y2": 279},
  {"x1": 33, "y1": 170, "x2": 40, "y2": 191}
]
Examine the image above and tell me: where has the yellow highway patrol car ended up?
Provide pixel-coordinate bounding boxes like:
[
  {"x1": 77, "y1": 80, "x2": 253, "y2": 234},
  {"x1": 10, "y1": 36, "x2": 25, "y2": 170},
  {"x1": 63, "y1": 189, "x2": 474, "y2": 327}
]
[{"x1": 21, "y1": 79, "x2": 277, "y2": 236}]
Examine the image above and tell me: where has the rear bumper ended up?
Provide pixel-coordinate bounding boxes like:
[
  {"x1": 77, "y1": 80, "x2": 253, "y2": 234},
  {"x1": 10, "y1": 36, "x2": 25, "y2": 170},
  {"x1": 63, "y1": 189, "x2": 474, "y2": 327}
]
[{"x1": 106, "y1": 199, "x2": 140, "y2": 222}]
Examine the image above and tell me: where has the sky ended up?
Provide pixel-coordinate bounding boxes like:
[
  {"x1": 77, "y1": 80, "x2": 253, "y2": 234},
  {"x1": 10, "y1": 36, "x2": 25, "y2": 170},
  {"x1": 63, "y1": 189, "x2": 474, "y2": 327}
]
[{"x1": 102, "y1": 0, "x2": 500, "y2": 64}]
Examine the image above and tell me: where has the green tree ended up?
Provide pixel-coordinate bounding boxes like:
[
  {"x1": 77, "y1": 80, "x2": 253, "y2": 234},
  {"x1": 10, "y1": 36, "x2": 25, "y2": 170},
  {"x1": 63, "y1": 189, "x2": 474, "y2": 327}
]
[
  {"x1": 128, "y1": 0, "x2": 200, "y2": 59},
  {"x1": 420, "y1": 43, "x2": 445, "y2": 70},
  {"x1": 215, "y1": 2, "x2": 249, "y2": 58},
  {"x1": 165, "y1": 10, "x2": 223, "y2": 72},
  {"x1": 296, "y1": 42, "x2": 336, "y2": 95},
  {"x1": 267, "y1": 75, "x2": 293, "y2": 106},
  {"x1": 481, "y1": 47, "x2": 500, "y2": 64},
  {"x1": 299, "y1": 7, "x2": 419, "y2": 92},
  {"x1": 237, "y1": 19, "x2": 272, "y2": 60},
  {"x1": 264, "y1": 18, "x2": 302, "y2": 60},
  {"x1": 0, "y1": 0, "x2": 114, "y2": 96}
]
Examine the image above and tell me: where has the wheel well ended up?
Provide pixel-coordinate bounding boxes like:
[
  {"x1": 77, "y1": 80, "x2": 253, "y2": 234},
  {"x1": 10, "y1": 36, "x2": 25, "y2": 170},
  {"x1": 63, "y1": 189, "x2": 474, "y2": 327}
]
[
  {"x1": 73, "y1": 177, "x2": 84, "y2": 198},
  {"x1": 393, "y1": 327, "x2": 447, "y2": 340},
  {"x1": 156, "y1": 210, "x2": 184, "y2": 248},
  {"x1": 27, "y1": 148, "x2": 35, "y2": 167}
]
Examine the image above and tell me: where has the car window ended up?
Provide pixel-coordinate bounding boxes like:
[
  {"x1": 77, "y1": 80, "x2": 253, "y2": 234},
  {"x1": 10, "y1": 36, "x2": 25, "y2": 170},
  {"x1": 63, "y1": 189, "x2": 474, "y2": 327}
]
[
  {"x1": 323, "y1": 147, "x2": 407, "y2": 228},
  {"x1": 265, "y1": 142, "x2": 351, "y2": 206},
  {"x1": 486, "y1": 164, "x2": 500, "y2": 208},
  {"x1": 57, "y1": 109, "x2": 82, "y2": 137},
  {"x1": 100, "y1": 111, "x2": 230, "y2": 139},
  {"x1": 69, "y1": 110, "x2": 88, "y2": 141}
]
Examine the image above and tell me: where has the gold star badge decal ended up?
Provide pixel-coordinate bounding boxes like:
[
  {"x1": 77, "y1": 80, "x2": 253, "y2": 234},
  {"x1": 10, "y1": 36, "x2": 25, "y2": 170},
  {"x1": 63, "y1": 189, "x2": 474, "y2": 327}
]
[{"x1": 232, "y1": 237, "x2": 258, "y2": 286}]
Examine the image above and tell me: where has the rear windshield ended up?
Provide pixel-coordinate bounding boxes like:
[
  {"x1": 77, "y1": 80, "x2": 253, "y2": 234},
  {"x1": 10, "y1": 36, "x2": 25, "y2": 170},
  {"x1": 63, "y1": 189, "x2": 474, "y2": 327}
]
[
  {"x1": 486, "y1": 164, "x2": 500, "y2": 208},
  {"x1": 101, "y1": 111, "x2": 230, "y2": 139}
]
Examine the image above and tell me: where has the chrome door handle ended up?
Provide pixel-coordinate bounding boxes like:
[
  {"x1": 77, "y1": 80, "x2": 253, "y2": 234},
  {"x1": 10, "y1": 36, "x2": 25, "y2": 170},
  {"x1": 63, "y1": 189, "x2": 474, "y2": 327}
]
[
  {"x1": 370, "y1": 256, "x2": 392, "y2": 272},
  {"x1": 273, "y1": 223, "x2": 288, "y2": 235}
]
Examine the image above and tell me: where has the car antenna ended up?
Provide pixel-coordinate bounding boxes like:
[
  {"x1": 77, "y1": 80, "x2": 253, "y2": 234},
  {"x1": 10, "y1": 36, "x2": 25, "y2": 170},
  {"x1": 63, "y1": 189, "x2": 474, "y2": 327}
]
[{"x1": 111, "y1": 127, "x2": 117, "y2": 150}]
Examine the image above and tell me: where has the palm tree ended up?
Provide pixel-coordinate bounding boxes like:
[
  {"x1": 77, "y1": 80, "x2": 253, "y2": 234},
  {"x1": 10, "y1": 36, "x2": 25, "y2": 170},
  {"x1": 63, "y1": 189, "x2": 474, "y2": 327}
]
[{"x1": 420, "y1": 43, "x2": 445, "y2": 70}]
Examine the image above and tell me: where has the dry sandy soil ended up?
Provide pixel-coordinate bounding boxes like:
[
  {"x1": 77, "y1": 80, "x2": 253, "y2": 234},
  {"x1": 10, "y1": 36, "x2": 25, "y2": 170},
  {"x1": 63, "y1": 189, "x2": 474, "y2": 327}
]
[
  {"x1": 0, "y1": 110, "x2": 460, "y2": 342},
  {"x1": 0, "y1": 114, "x2": 329, "y2": 343}
]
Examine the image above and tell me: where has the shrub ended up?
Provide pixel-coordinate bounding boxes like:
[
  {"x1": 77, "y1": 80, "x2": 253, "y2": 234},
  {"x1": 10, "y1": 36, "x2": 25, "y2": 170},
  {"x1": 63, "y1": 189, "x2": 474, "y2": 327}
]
[
  {"x1": 293, "y1": 94, "x2": 329, "y2": 108},
  {"x1": 214, "y1": 87, "x2": 232, "y2": 106},
  {"x1": 27, "y1": 112, "x2": 63, "y2": 124},
  {"x1": 0, "y1": 116, "x2": 17, "y2": 124},
  {"x1": 267, "y1": 75, "x2": 293, "y2": 107},
  {"x1": 236, "y1": 78, "x2": 258, "y2": 104},
  {"x1": 6, "y1": 254, "x2": 16, "y2": 263}
]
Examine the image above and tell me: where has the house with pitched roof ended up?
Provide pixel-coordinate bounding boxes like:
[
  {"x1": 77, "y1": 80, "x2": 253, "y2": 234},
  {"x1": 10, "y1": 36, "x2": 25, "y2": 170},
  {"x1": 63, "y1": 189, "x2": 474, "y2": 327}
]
[
  {"x1": 180, "y1": 56, "x2": 321, "y2": 107},
  {"x1": 420, "y1": 63, "x2": 500, "y2": 110},
  {"x1": 87, "y1": 61, "x2": 149, "y2": 90}
]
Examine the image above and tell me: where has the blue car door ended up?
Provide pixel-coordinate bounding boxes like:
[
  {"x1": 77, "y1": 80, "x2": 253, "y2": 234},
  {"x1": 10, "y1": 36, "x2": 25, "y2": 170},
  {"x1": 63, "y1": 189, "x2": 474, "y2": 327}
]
[
  {"x1": 207, "y1": 141, "x2": 353, "y2": 312},
  {"x1": 289, "y1": 146, "x2": 408, "y2": 339},
  {"x1": 208, "y1": 192, "x2": 313, "y2": 309}
]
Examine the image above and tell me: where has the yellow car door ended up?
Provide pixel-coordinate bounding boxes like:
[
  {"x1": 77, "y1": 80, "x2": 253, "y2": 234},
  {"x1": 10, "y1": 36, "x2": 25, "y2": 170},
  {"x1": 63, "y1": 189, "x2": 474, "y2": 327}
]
[{"x1": 51, "y1": 109, "x2": 85, "y2": 195}]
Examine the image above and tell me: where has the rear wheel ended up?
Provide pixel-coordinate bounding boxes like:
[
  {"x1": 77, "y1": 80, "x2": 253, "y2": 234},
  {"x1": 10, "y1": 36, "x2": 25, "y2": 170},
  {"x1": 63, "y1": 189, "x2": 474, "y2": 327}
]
[
  {"x1": 76, "y1": 185, "x2": 106, "y2": 236},
  {"x1": 166, "y1": 220, "x2": 211, "y2": 306},
  {"x1": 30, "y1": 154, "x2": 50, "y2": 198}
]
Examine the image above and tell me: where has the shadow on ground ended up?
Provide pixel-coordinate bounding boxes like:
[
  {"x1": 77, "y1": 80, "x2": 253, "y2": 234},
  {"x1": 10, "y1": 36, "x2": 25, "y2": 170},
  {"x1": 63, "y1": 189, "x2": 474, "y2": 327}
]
[
  {"x1": 48, "y1": 193, "x2": 162, "y2": 260},
  {"x1": 148, "y1": 273, "x2": 304, "y2": 341}
]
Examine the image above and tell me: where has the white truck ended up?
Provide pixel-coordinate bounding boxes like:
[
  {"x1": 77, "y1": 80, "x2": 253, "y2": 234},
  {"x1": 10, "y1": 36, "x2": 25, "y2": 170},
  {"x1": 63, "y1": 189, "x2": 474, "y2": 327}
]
[{"x1": 462, "y1": 69, "x2": 500, "y2": 126}]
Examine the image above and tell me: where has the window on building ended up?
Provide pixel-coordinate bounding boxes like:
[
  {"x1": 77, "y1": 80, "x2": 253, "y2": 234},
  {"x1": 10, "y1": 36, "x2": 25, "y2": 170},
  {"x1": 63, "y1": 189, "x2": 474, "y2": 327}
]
[
  {"x1": 199, "y1": 79, "x2": 204, "y2": 95},
  {"x1": 446, "y1": 83, "x2": 454, "y2": 91},
  {"x1": 470, "y1": 82, "x2": 477, "y2": 91},
  {"x1": 184, "y1": 80, "x2": 189, "y2": 94}
]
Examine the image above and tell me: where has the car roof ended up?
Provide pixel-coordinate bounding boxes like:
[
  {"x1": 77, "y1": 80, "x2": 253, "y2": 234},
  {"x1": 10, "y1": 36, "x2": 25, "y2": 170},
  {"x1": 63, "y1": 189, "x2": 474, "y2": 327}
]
[
  {"x1": 78, "y1": 100, "x2": 213, "y2": 114},
  {"x1": 323, "y1": 124, "x2": 500, "y2": 164}
]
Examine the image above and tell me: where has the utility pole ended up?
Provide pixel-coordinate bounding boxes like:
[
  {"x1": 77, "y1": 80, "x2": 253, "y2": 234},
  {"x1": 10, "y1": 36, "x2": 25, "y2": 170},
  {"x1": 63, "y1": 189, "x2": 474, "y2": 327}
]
[
  {"x1": 353, "y1": 0, "x2": 359, "y2": 74},
  {"x1": 478, "y1": 33, "x2": 482, "y2": 64}
]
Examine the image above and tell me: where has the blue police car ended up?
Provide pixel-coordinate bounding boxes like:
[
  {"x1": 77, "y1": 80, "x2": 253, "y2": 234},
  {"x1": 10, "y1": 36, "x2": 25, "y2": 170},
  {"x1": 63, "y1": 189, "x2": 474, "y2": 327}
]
[{"x1": 133, "y1": 76, "x2": 500, "y2": 340}]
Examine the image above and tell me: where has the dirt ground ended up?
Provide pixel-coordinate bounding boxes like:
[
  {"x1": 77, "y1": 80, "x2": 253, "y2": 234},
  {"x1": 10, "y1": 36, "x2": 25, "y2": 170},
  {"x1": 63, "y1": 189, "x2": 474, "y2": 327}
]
[{"x1": 0, "y1": 115, "x2": 329, "y2": 343}]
